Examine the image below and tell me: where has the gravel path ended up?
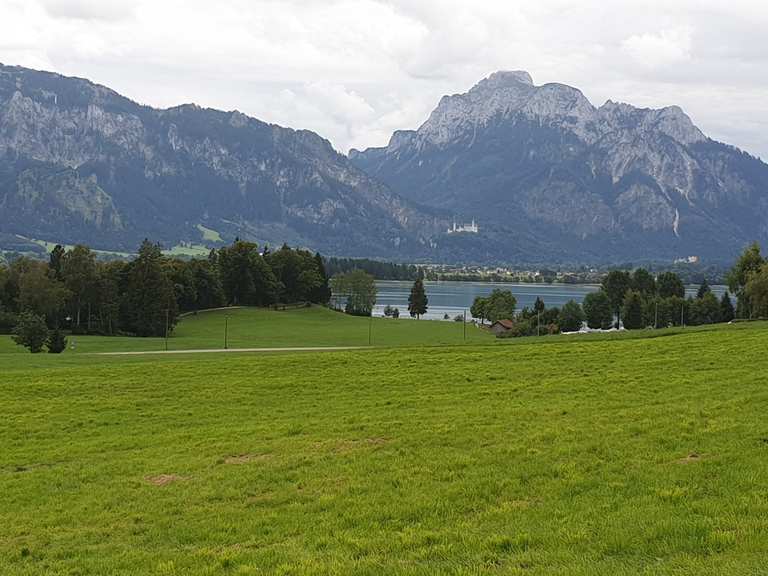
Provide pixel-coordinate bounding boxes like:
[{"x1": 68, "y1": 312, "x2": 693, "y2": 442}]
[{"x1": 95, "y1": 346, "x2": 368, "y2": 356}]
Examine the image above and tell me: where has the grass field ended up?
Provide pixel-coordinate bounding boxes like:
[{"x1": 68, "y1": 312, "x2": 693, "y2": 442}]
[
  {"x1": 2, "y1": 317, "x2": 767, "y2": 574},
  {"x1": 0, "y1": 306, "x2": 494, "y2": 356}
]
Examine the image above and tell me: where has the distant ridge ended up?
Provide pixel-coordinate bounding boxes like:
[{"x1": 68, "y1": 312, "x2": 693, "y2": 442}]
[{"x1": 0, "y1": 63, "x2": 446, "y2": 258}]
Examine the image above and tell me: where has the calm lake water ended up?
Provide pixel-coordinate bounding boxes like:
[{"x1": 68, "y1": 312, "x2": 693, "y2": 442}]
[{"x1": 374, "y1": 280, "x2": 726, "y2": 320}]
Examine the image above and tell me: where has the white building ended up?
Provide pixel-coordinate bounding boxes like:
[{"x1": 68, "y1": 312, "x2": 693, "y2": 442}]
[{"x1": 447, "y1": 218, "x2": 479, "y2": 234}]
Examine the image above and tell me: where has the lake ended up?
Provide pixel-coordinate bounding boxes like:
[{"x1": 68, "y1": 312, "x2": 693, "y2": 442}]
[{"x1": 373, "y1": 280, "x2": 726, "y2": 320}]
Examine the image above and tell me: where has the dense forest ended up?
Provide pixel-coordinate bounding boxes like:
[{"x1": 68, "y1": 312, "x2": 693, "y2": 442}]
[{"x1": 0, "y1": 240, "x2": 331, "y2": 342}]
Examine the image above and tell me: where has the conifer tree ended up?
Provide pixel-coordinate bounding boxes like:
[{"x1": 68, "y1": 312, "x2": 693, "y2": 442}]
[
  {"x1": 12, "y1": 312, "x2": 49, "y2": 353},
  {"x1": 123, "y1": 240, "x2": 178, "y2": 337},
  {"x1": 47, "y1": 327, "x2": 67, "y2": 354},
  {"x1": 696, "y1": 279, "x2": 711, "y2": 299},
  {"x1": 49, "y1": 245, "x2": 65, "y2": 280},
  {"x1": 408, "y1": 278, "x2": 428, "y2": 319},
  {"x1": 720, "y1": 291, "x2": 735, "y2": 322}
]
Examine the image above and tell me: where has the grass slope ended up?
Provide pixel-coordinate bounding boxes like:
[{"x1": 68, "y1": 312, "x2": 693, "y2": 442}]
[
  {"x1": 0, "y1": 306, "x2": 493, "y2": 355},
  {"x1": 1, "y1": 323, "x2": 767, "y2": 574}
]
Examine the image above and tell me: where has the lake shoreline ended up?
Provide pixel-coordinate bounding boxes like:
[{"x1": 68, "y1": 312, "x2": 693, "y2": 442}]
[{"x1": 373, "y1": 280, "x2": 727, "y2": 321}]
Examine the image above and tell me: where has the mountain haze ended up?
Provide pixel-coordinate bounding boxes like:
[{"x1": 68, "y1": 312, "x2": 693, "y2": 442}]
[{"x1": 351, "y1": 71, "x2": 768, "y2": 262}]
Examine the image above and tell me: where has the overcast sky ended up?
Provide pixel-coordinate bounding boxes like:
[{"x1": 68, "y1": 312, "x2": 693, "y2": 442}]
[{"x1": 2, "y1": 0, "x2": 767, "y2": 158}]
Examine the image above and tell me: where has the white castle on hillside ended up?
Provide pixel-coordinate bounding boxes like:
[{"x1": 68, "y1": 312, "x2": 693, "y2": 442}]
[{"x1": 447, "y1": 218, "x2": 479, "y2": 234}]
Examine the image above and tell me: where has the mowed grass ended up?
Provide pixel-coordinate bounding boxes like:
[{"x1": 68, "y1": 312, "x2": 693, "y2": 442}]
[
  {"x1": 0, "y1": 306, "x2": 493, "y2": 355},
  {"x1": 2, "y1": 323, "x2": 768, "y2": 574}
]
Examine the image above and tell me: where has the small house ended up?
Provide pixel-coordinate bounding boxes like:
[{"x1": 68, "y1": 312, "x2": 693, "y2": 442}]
[{"x1": 489, "y1": 319, "x2": 515, "y2": 336}]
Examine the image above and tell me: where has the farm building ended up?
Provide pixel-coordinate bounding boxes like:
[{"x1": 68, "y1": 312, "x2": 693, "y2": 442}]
[{"x1": 489, "y1": 319, "x2": 515, "y2": 336}]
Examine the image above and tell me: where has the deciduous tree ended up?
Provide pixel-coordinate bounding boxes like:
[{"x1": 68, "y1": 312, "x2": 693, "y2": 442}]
[
  {"x1": 745, "y1": 263, "x2": 768, "y2": 318},
  {"x1": 657, "y1": 272, "x2": 685, "y2": 299},
  {"x1": 602, "y1": 270, "x2": 631, "y2": 315},
  {"x1": 330, "y1": 270, "x2": 377, "y2": 316},
  {"x1": 470, "y1": 296, "x2": 488, "y2": 324},
  {"x1": 558, "y1": 300, "x2": 585, "y2": 332},
  {"x1": 631, "y1": 268, "x2": 656, "y2": 297},
  {"x1": 582, "y1": 291, "x2": 613, "y2": 329},
  {"x1": 17, "y1": 263, "x2": 69, "y2": 322},
  {"x1": 621, "y1": 290, "x2": 644, "y2": 329},
  {"x1": 61, "y1": 245, "x2": 98, "y2": 328},
  {"x1": 689, "y1": 292, "x2": 721, "y2": 325},
  {"x1": 727, "y1": 242, "x2": 763, "y2": 318},
  {"x1": 484, "y1": 290, "x2": 517, "y2": 323}
]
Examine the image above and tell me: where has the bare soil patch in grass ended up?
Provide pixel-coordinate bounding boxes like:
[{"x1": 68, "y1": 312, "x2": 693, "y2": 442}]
[
  {"x1": 145, "y1": 474, "x2": 187, "y2": 486},
  {"x1": 676, "y1": 453, "x2": 705, "y2": 464}
]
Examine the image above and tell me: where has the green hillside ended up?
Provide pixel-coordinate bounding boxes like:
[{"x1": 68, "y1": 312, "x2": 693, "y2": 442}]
[
  {"x1": 0, "y1": 306, "x2": 493, "y2": 355},
  {"x1": 2, "y1": 322, "x2": 767, "y2": 574}
]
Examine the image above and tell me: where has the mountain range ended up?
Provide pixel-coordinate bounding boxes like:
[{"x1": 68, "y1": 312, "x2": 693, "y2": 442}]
[
  {"x1": 2, "y1": 64, "x2": 767, "y2": 263},
  {"x1": 0, "y1": 63, "x2": 444, "y2": 259},
  {"x1": 351, "y1": 71, "x2": 768, "y2": 263}
]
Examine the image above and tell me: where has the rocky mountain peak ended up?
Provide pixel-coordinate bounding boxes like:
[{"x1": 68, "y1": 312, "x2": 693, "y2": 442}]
[
  {"x1": 598, "y1": 100, "x2": 705, "y2": 145},
  {"x1": 475, "y1": 70, "x2": 534, "y2": 90},
  {"x1": 414, "y1": 70, "x2": 599, "y2": 147},
  {"x1": 350, "y1": 69, "x2": 768, "y2": 262}
]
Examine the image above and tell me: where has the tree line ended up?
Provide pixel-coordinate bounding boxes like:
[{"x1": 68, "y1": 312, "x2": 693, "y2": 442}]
[
  {"x1": 1, "y1": 240, "x2": 331, "y2": 350},
  {"x1": 325, "y1": 257, "x2": 423, "y2": 281},
  {"x1": 467, "y1": 244, "x2": 768, "y2": 338}
]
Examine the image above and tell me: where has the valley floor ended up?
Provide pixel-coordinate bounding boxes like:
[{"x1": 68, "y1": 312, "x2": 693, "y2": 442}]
[{"x1": 1, "y1": 318, "x2": 767, "y2": 574}]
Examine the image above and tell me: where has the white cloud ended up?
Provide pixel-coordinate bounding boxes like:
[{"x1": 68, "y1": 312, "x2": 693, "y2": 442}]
[
  {"x1": 622, "y1": 27, "x2": 692, "y2": 69},
  {"x1": 0, "y1": 0, "x2": 767, "y2": 158},
  {"x1": 41, "y1": 0, "x2": 136, "y2": 21}
]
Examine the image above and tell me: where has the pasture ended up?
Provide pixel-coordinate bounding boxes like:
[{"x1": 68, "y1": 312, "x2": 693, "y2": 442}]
[
  {"x1": 0, "y1": 306, "x2": 493, "y2": 356},
  {"x1": 1, "y1": 317, "x2": 767, "y2": 574}
]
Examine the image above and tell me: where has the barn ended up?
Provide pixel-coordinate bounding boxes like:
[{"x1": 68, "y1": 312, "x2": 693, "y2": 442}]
[{"x1": 489, "y1": 319, "x2": 515, "y2": 336}]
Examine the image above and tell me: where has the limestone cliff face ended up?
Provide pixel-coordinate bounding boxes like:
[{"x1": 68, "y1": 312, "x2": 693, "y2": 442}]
[
  {"x1": 351, "y1": 71, "x2": 768, "y2": 261},
  {"x1": 0, "y1": 64, "x2": 444, "y2": 256}
]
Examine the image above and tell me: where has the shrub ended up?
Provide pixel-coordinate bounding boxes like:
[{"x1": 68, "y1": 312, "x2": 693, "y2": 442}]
[
  {"x1": 547, "y1": 323, "x2": 560, "y2": 335},
  {"x1": 47, "y1": 327, "x2": 68, "y2": 354},
  {"x1": 12, "y1": 312, "x2": 50, "y2": 353}
]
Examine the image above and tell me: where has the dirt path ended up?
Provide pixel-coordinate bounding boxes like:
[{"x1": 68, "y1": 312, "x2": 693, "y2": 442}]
[{"x1": 94, "y1": 346, "x2": 369, "y2": 356}]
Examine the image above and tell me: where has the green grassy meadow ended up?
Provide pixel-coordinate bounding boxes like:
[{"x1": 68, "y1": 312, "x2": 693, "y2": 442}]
[
  {"x1": 0, "y1": 306, "x2": 493, "y2": 355},
  {"x1": 1, "y1": 315, "x2": 768, "y2": 574}
]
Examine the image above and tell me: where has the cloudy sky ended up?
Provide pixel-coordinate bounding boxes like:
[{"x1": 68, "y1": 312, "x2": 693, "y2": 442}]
[{"x1": 2, "y1": 0, "x2": 767, "y2": 158}]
